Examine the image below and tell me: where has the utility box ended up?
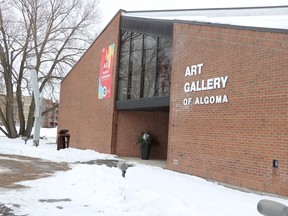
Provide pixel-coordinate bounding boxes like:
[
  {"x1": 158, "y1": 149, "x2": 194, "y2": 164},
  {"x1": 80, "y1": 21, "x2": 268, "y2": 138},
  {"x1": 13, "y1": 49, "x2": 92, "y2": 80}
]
[
  {"x1": 257, "y1": 199, "x2": 288, "y2": 216},
  {"x1": 57, "y1": 129, "x2": 70, "y2": 150}
]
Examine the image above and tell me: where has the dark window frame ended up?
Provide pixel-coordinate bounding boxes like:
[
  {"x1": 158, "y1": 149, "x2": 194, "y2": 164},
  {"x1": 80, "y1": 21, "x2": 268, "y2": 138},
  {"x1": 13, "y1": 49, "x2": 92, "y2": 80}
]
[{"x1": 116, "y1": 17, "x2": 173, "y2": 110}]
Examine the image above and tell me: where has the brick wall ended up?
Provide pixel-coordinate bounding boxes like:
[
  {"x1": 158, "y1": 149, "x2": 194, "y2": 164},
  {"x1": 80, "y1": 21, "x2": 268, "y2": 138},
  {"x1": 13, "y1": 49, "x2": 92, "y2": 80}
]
[
  {"x1": 168, "y1": 22, "x2": 288, "y2": 196},
  {"x1": 58, "y1": 15, "x2": 288, "y2": 196},
  {"x1": 116, "y1": 110, "x2": 169, "y2": 159},
  {"x1": 58, "y1": 13, "x2": 121, "y2": 153}
]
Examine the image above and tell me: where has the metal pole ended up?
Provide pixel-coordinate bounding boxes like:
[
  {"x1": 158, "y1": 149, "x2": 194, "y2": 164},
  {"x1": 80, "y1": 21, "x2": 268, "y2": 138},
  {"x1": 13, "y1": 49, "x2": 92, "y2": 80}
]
[{"x1": 30, "y1": 68, "x2": 41, "y2": 147}]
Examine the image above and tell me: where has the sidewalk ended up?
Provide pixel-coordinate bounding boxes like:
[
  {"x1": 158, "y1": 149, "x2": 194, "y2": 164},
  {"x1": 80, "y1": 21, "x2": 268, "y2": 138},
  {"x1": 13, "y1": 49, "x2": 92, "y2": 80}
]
[
  {"x1": 0, "y1": 154, "x2": 69, "y2": 189},
  {"x1": 0, "y1": 153, "x2": 165, "y2": 215},
  {"x1": 0, "y1": 154, "x2": 70, "y2": 215},
  {"x1": 0, "y1": 154, "x2": 166, "y2": 189},
  {"x1": 120, "y1": 157, "x2": 167, "y2": 169}
]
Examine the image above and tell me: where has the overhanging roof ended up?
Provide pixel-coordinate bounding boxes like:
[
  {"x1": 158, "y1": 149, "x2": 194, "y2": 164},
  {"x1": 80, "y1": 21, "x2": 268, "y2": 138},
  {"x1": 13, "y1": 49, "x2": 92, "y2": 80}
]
[{"x1": 120, "y1": 16, "x2": 173, "y2": 38}]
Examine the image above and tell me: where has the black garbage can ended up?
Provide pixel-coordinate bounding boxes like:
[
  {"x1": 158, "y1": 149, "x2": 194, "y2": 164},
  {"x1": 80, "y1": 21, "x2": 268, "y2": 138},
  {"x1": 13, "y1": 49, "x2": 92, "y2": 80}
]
[{"x1": 57, "y1": 129, "x2": 70, "y2": 150}]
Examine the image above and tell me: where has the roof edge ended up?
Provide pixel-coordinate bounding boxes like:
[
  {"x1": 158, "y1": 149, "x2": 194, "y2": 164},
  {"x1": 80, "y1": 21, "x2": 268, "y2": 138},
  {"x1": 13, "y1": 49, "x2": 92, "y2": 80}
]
[
  {"x1": 174, "y1": 19, "x2": 288, "y2": 34},
  {"x1": 61, "y1": 9, "x2": 125, "y2": 84},
  {"x1": 124, "y1": 5, "x2": 288, "y2": 14}
]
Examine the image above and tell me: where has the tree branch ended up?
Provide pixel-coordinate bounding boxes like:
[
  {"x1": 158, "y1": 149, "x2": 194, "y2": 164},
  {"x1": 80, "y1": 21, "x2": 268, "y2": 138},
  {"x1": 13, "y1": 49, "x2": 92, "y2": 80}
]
[{"x1": 41, "y1": 103, "x2": 58, "y2": 116}]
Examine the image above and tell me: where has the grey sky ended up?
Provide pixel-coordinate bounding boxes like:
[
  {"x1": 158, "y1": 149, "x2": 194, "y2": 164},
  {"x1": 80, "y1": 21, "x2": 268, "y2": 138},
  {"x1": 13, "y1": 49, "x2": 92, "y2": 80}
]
[{"x1": 98, "y1": 0, "x2": 288, "y2": 27}]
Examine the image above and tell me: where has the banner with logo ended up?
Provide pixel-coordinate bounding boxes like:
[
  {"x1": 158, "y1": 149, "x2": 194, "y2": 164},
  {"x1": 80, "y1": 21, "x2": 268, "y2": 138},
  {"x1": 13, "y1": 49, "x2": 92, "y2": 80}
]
[{"x1": 98, "y1": 43, "x2": 115, "y2": 99}]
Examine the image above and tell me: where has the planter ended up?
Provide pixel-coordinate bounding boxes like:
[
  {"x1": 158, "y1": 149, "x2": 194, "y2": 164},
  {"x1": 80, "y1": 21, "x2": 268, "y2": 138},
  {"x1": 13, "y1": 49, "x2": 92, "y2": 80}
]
[{"x1": 141, "y1": 144, "x2": 151, "y2": 160}]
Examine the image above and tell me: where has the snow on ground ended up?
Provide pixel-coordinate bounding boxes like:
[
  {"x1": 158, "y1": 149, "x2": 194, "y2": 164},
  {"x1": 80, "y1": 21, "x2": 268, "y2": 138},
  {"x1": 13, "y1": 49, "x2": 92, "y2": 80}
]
[{"x1": 0, "y1": 128, "x2": 287, "y2": 216}]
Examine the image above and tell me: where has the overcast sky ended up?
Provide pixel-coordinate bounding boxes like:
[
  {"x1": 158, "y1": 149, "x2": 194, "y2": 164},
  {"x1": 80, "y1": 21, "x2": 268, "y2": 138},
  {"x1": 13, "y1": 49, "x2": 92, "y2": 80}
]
[{"x1": 98, "y1": 0, "x2": 288, "y2": 27}]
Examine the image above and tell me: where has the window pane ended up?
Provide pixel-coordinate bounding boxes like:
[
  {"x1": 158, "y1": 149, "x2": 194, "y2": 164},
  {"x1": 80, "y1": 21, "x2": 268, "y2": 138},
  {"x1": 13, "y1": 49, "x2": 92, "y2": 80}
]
[
  {"x1": 117, "y1": 30, "x2": 172, "y2": 101},
  {"x1": 143, "y1": 35, "x2": 157, "y2": 97},
  {"x1": 117, "y1": 31, "x2": 130, "y2": 100},
  {"x1": 129, "y1": 33, "x2": 142, "y2": 99},
  {"x1": 156, "y1": 38, "x2": 172, "y2": 96}
]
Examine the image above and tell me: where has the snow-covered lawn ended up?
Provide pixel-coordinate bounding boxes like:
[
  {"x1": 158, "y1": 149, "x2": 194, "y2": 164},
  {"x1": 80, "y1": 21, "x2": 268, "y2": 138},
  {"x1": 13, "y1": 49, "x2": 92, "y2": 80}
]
[{"x1": 0, "y1": 128, "x2": 287, "y2": 216}]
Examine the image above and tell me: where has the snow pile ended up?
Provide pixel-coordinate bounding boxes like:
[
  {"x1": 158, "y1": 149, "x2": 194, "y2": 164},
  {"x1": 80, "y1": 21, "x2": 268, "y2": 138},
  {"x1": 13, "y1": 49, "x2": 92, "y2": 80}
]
[
  {"x1": 0, "y1": 127, "x2": 115, "y2": 163},
  {"x1": 0, "y1": 129, "x2": 287, "y2": 216}
]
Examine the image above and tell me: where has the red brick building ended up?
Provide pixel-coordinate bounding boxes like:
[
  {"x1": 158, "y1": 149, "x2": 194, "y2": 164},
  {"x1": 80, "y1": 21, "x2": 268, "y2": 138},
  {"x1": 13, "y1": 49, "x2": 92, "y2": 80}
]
[{"x1": 58, "y1": 7, "x2": 288, "y2": 196}]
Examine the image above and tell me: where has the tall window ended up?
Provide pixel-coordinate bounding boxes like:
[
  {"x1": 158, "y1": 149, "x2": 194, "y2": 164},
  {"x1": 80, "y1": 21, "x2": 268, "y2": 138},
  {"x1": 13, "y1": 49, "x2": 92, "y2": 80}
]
[
  {"x1": 155, "y1": 38, "x2": 172, "y2": 96},
  {"x1": 117, "y1": 30, "x2": 172, "y2": 101},
  {"x1": 130, "y1": 32, "x2": 142, "y2": 99},
  {"x1": 117, "y1": 31, "x2": 130, "y2": 101},
  {"x1": 143, "y1": 35, "x2": 157, "y2": 98}
]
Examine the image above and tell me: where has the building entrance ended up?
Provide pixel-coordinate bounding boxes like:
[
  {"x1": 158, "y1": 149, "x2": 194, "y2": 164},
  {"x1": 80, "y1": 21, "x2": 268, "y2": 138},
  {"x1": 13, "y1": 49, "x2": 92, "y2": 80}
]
[{"x1": 115, "y1": 109, "x2": 169, "y2": 160}]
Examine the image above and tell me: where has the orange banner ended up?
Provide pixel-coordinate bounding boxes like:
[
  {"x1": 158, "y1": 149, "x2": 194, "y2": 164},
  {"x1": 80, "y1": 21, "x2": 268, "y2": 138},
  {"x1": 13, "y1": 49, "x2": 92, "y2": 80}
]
[{"x1": 98, "y1": 43, "x2": 115, "y2": 99}]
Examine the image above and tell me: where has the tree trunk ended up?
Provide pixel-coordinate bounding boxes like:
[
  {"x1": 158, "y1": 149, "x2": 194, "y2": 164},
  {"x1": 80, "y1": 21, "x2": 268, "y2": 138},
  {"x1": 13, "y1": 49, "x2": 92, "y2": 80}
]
[
  {"x1": 16, "y1": 87, "x2": 25, "y2": 135},
  {"x1": 0, "y1": 108, "x2": 9, "y2": 137},
  {"x1": 2, "y1": 62, "x2": 17, "y2": 138},
  {"x1": 23, "y1": 97, "x2": 35, "y2": 137},
  {"x1": 5, "y1": 90, "x2": 17, "y2": 138}
]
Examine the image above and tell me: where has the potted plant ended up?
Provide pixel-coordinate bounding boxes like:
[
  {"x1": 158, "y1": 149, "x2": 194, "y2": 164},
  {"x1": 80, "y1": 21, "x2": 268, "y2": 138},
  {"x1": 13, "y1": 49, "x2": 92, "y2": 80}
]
[{"x1": 137, "y1": 131, "x2": 157, "y2": 160}]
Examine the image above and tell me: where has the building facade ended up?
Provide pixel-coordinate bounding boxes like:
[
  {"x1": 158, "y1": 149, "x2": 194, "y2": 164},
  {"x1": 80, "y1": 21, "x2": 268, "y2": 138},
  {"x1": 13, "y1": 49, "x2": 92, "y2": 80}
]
[
  {"x1": 58, "y1": 9, "x2": 288, "y2": 196},
  {"x1": 0, "y1": 94, "x2": 57, "y2": 128}
]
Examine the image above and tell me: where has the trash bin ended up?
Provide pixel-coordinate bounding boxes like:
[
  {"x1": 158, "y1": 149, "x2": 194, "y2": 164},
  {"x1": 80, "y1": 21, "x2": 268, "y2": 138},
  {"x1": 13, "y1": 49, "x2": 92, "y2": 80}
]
[{"x1": 57, "y1": 129, "x2": 70, "y2": 150}]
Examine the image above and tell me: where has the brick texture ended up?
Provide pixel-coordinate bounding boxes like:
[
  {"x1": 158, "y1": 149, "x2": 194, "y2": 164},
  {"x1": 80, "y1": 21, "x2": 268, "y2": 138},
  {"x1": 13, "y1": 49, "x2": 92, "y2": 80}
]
[
  {"x1": 168, "y1": 22, "x2": 288, "y2": 196},
  {"x1": 57, "y1": 13, "x2": 121, "y2": 153}
]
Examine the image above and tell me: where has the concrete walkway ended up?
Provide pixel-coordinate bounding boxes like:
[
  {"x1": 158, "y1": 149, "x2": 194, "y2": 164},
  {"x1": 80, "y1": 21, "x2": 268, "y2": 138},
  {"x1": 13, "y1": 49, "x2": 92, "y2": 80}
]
[
  {"x1": 0, "y1": 154, "x2": 166, "y2": 215},
  {"x1": 0, "y1": 154, "x2": 70, "y2": 215},
  {"x1": 0, "y1": 154, "x2": 70, "y2": 189},
  {"x1": 0, "y1": 154, "x2": 166, "y2": 189},
  {"x1": 120, "y1": 157, "x2": 167, "y2": 169}
]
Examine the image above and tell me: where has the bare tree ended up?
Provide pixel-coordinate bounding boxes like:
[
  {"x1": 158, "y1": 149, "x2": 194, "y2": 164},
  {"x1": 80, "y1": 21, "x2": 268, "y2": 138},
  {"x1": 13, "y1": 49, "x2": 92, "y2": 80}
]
[{"x1": 0, "y1": 0, "x2": 101, "y2": 138}]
